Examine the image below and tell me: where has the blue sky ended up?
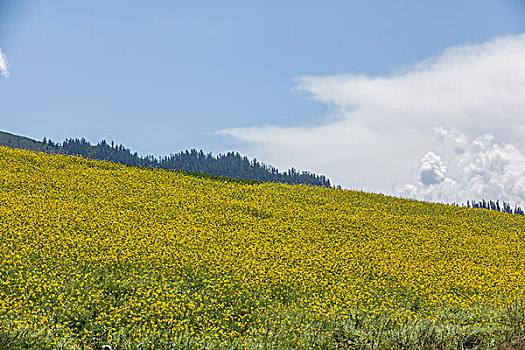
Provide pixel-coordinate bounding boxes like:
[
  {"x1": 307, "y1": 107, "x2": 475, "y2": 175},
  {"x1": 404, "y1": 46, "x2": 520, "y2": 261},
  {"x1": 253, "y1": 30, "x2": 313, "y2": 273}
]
[{"x1": 1, "y1": 1, "x2": 525, "y2": 204}]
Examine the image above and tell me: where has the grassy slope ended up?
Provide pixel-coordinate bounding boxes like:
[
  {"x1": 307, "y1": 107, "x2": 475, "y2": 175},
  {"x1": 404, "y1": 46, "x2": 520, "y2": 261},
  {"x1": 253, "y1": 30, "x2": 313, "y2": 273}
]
[
  {"x1": 1, "y1": 146, "x2": 525, "y2": 349},
  {"x1": 0, "y1": 130, "x2": 53, "y2": 152}
]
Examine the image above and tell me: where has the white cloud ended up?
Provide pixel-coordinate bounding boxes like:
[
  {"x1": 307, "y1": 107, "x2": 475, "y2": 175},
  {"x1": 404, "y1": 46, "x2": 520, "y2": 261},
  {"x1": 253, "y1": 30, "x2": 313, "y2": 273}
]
[
  {"x1": 398, "y1": 129, "x2": 525, "y2": 208},
  {"x1": 418, "y1": 152, "x2": 447, "y2": 186},
  {"x1": 0, "y1": 48, "x2": 9, "y2": 78},
  {"x1": 220, "y1": 33, "x2": 525, "y2": 205}
]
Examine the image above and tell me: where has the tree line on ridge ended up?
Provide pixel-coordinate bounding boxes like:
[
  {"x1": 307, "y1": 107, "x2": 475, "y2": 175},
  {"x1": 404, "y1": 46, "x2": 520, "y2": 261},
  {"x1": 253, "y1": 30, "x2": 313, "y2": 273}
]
[
  {"x1": 42, "y1": 137, "x2": 332, "y2": 187},
  {"x1": 466, "y1": 199, "x2": 524, "y2": 216}
]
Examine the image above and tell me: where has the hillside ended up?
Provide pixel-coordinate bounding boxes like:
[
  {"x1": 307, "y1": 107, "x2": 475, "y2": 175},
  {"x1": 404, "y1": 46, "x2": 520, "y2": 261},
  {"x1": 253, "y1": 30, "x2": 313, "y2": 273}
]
[
  {"x1": 0, "y1": 130, "x2": 56, "y2": 153},
  {"x1": 0, "y1": 130, "x2": 332, "y2": 187},
  {"x1": 1, "y1": 146, "x2": 525, "y2": 349}
]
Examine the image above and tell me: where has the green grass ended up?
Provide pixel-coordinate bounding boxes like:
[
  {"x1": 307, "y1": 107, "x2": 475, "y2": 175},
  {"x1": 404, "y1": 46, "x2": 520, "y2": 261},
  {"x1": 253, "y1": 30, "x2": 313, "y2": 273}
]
[{"x1": 2, "y1": 305, "x2": 525, "y2": 349}]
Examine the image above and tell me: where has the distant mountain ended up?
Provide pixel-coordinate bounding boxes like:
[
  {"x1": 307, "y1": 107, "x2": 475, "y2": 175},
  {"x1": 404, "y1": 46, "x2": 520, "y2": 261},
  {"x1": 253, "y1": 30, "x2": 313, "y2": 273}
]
[{"x1": 0, "y1": 130, "x2": 332, "y2": 187}]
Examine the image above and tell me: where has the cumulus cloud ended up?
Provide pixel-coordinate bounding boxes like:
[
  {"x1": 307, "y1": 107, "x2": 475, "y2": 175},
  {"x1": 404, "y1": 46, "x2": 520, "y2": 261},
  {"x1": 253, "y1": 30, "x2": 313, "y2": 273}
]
[
  {"x1": 0, "y1": 48, "x2": 9, "y2": 78},
  {"x1": 398, "y1": 129, "x2": 525, "y2": 207},
  {"x1": 418, "y1": 152, "x2": 447, "y2": 186},
  {"x1": 220, "y1": 33, "x2": 525, "y2": 205}
]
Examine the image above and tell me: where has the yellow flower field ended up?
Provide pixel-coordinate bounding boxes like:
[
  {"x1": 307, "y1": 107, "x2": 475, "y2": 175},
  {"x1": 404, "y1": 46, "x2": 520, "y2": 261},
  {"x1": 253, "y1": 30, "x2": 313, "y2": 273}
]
[{"x1": 0, "y1": 146, "x2": 524, "y2": 349}]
